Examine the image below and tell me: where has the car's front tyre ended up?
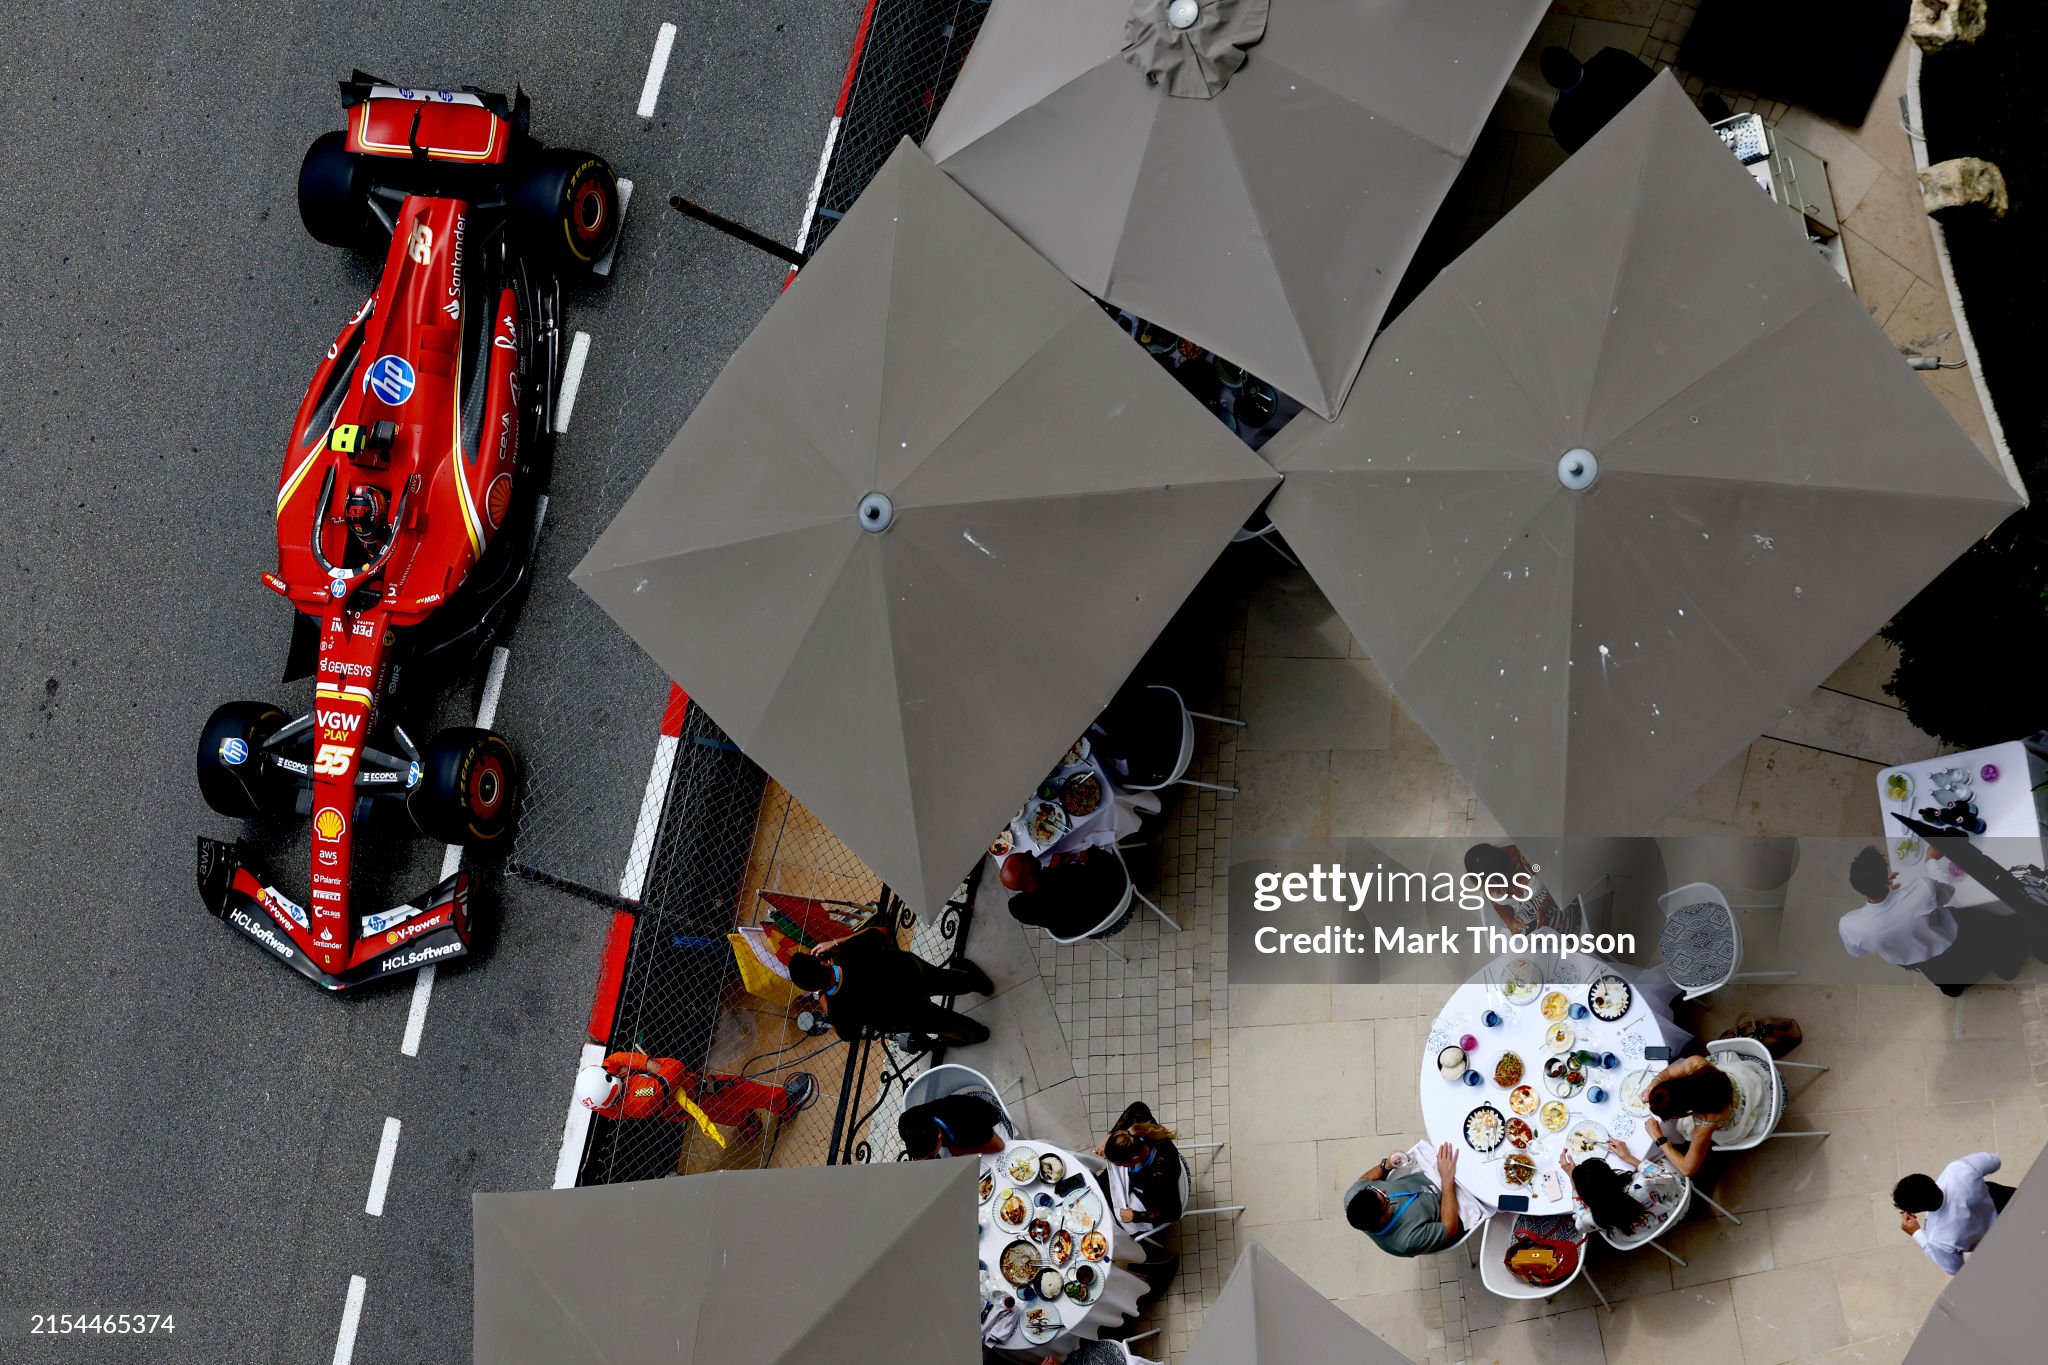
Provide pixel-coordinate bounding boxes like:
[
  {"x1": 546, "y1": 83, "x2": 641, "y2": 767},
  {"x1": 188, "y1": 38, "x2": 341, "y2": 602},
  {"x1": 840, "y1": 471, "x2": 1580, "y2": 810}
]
[
  {"x1": 197, "y1": 701, "x2": 290, "y2": 818},
  {"x1": 408, "y1": 727, "x2": 519, "y2": 846}
]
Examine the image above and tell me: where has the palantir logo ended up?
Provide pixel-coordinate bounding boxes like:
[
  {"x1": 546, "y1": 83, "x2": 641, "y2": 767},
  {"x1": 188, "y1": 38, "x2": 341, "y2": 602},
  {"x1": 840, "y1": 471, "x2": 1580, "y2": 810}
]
[{"x1": 366, "y1": 354, "x2": 417, "y2": 406}]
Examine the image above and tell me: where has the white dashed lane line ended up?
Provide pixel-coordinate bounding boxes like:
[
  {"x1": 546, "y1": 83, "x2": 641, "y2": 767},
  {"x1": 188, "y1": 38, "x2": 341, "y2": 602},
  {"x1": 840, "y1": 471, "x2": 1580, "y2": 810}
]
[
  {"x1": 554, "y1": 332, "x2": 593, "y2": 435},
  {"x1": 364, "y1": 1117, "x2": 402, "y2": 1217},
  {"x1": 636, "y1": 23, "x2": 679, "y2": 118},
  {"x1": 330, "y1": 1275, "x2": 366, "y2": 1365}
]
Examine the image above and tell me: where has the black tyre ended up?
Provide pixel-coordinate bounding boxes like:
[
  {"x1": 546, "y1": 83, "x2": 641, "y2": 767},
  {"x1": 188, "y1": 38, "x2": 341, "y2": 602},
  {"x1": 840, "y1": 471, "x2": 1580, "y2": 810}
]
[
  {"x1": 408, "y1": 727, "x2": 519, "y2": 846},
  {"x1": 510, "y1": 149, "x2": 619, "y2": 272},
  {"x1": 298, "y1": 130, "x2": 375, "y2": 248},
  {"x1": 198, "y1": 701, "x2": 289, "y2": 819}
]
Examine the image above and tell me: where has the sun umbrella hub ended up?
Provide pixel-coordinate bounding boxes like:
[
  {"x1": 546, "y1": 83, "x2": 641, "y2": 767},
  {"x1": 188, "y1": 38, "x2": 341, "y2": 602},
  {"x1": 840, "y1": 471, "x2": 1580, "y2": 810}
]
[
  {"x1": 1124, "y1": 0, "x2": 1269, "y2": 99},
  {"x1": 856, "y1": 490, "x2": 895, "y2": 533},
  {"x1": 1557, "y1": 448, "x2": 1599, "y2": 491}
]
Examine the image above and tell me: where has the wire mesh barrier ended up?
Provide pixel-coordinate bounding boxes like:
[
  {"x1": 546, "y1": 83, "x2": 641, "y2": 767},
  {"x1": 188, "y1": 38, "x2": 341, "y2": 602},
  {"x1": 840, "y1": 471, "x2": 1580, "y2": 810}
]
[{"x1": 801, "y1": 0, "x2": 992, "y2": 257}]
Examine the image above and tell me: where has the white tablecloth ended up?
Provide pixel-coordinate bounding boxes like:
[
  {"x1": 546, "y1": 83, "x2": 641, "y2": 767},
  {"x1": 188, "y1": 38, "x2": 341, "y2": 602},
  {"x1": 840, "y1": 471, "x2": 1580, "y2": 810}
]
[
  {"x1": 1006, "y1": 752, "x2": 1160, "y2": 860},
  {"x1": 978, "y1": 1140, "x2": 1142, "y2": 1357},
  {"x1": 1420, "y1": 954, "x2": 1680, "y2": 1217},
  {"x1": 1877, "y1": 741, "x2": 2048, "y2": 910}
]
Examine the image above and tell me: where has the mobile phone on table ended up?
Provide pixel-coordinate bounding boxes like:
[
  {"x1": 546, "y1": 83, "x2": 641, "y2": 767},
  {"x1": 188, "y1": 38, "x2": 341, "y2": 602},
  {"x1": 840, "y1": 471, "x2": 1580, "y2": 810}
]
[
  {"x1": 1643, "y1": 1045, "x2": 1670, "y2": 1061},
  {"x1": 1497, "y1": 1195, "x2": 1530, "y2": 1212}
]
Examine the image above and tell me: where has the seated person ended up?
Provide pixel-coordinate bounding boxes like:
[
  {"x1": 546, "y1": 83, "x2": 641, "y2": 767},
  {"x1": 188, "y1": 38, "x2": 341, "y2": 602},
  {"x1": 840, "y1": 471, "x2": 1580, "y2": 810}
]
[
  {"x1": 1004, "y1": 851, "x2": 1129, "y2": 937},
  {"x1": 1343, "y1": 1142, "x2": 1463, "y2": 1256},
  {"x1": 1644, "y1": 1051, "x2": 1772, "y2": 1176},
  {"x1": 1539, "y1": 44, "x2": 1656, "y2": 154},
  {"x1": 1464, "y1": 841, "x2": 1568, "y2": 934},
  {"x1": 1563, "y1": 1138, "x2": 1682, "y2": 1235},
  {"x1": 898, "y1": 1092, "x2": 1006, "y2": 1159},
  {"x1": 1089, "y1": 685, "x2": 1183, "y2": 787},
  {"x1": 1097, "y1": 1100, "x2": 1185, "y2": 1228}
]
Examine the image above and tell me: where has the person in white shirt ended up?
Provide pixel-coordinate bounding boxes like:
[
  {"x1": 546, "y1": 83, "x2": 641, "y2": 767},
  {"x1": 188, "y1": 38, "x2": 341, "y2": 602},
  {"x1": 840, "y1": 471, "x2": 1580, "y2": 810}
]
[
  {"x1": 1843, "y1": 846, "x2": 2022, "y2": 996},
  {"x1": 1894, "y1": 1153, "x2": 2014, "y2": 1274}
]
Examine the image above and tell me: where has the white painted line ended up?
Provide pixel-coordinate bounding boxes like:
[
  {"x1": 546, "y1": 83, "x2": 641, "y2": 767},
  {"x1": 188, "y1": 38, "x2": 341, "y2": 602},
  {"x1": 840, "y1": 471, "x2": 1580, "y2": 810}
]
[
  {"x1": 636, "y1": 23, "x2": 678, "y2": 118},
  {"x1": 593, "y1": 179, "x2": 633, "y2": 278},
  {"x1": 552, "y1": 1042, "x2": 608, "y2": 1188},
  {"x1": 331, "y1": 1276, "x2": 366, "y2": 1365},
  {"x1": 400, "y1": 965, "x2": 436, "y2": 1058},
  {"x1": 554, "y1": 332, "x2": 592, "y2": 434},
  {"x1": 474, "y1": 645, "x2": 511, "y2": 730},
  {"x1": 618, "y1": 732, "x2": 680, "y2": 902},
  {"x1": 792, "y1": 116, "x2": 841, "y2": 258},
  {"x1": 364, "y1": 1117, "x2": 402, "y2": 1217}
]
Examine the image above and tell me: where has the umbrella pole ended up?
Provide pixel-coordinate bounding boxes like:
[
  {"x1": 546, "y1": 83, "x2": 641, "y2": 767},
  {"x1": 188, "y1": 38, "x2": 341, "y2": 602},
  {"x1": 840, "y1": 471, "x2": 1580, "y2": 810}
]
[{"x1": 668, "y1": 195, "x2": 807, "y2": 268}]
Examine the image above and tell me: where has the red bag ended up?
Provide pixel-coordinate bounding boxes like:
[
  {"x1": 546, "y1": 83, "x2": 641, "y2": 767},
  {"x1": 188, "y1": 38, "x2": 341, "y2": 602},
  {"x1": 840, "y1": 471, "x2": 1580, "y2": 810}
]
[{"x1": 1504, "y1": 1228, "x2": 1581, "y2": 1286}]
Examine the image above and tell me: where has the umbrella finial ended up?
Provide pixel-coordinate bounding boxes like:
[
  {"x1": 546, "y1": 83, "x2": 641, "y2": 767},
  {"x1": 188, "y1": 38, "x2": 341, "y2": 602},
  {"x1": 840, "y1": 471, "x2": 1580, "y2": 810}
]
[
  {"x1": 857, "y1": 491, "x2": 896, "y2": 533},
  {"x1": 1557, "y1": 448, "x2": 1599, "y2": 491},
  {"x1": 1168, "y1": 0, "x2": 1200, "y2": 29}
]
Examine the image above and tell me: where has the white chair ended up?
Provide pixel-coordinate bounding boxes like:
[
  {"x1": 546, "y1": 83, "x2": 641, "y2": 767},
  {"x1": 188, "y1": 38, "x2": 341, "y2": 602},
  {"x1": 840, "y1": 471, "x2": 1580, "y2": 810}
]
[
  {"x1": 1656, "y1": 881, "x2": 1798, "y2": 1001},
  {"x1": 1132, "y1": 1145, "x2": 1245, "y2": 1245},
  {"x1": 900, "y1": 1062, "x2": 1019, "y2": 1139},
  {"x1": 1045, "y1": 849, "x2": 1179, "y2": 963},
  {"x1": 1447, "y1": 1218, "x2": 1482, "y2": 1267},
  {"x1": 1701, "y1": 1036, "x2": 1831, "y2": 1150},
  {"x1": 1121, "y1": 685, "x2": 1242, "y2": 796},
  {"x1": 1478, "y1": 1210, "x2": 1609, "y2": 1313},
  {"x1": 1592, "y1": 1172, "x2": 1741, "y2": 1265}
]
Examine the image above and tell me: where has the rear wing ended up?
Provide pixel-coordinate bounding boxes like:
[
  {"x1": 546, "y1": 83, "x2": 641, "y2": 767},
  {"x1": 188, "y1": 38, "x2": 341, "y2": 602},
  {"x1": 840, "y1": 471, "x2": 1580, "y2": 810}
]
[{"x1": 339, "y1": 70, "x2": 528, "y2": 165}]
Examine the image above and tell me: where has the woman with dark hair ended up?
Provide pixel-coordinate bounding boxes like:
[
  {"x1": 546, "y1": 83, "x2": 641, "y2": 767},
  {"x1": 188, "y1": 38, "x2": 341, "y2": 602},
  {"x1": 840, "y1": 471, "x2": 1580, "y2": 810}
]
[
  {"x1": 897, "y1": 1092, "x2": 1006, "y2": 1160},
  {"x1": 1563, "y1": 1138, "x2": 1681, "y2": 1236},
  {"x1": 1643, "y1": 1051, "x2": 1771, "y2": 1177},
  {"x1": 1462, "y1": 841, "x2": 1567, "y2": 934},
  {"x1": 1097, "y1": 1101, "x2": 1185, "y2": 1228}
]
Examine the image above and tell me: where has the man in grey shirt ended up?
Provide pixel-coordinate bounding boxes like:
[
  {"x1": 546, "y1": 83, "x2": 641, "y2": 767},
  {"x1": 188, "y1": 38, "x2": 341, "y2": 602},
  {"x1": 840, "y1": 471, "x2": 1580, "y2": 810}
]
[{"x1": 1344, "y1": 1142, "x2": 1463, "y2": 1256}]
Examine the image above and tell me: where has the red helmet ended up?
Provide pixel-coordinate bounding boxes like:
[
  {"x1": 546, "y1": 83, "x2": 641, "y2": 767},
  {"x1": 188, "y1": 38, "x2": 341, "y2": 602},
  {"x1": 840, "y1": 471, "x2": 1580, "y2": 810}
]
[{"x1": 344, "y1": 484, "x2": 389, "y2": 544}]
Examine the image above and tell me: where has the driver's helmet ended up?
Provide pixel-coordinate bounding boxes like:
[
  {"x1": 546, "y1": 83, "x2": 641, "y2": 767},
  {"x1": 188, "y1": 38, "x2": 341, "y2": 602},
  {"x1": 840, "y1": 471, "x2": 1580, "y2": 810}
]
[
  {"x1": 574, "y1": 1065, "x2": 620, "y2": 1112},
  {"x1": 344, "y1": 484, "x2": 389, "y2": 544}
]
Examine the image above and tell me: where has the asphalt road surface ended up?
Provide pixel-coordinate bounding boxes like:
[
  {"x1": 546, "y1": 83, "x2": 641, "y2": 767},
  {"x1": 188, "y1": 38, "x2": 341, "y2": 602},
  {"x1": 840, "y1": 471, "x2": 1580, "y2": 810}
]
[{"x1": 0, "y1": 2, "x2": 863, "y2": 1360}]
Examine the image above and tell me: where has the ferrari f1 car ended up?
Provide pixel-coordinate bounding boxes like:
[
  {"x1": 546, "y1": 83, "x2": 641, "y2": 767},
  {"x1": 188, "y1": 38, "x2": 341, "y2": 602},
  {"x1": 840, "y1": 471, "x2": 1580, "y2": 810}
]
[{"x1": 196, "y1": 74, "x2": 619, "y2": 989}]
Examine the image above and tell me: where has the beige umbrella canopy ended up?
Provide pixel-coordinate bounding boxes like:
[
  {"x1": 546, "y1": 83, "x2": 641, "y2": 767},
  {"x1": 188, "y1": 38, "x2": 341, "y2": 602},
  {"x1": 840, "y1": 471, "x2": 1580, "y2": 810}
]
[
  {"x1": 473, "y1": 1160, "x2": 981, "y2": 1364},
  {"x1": 574, "y1": 139, "x2": 1277, "y2": 917},
  {"x1": 923, "y1": 0, "x2": 1550, "y2": 418},
  {"x1": 1186, "y1": 1243, "x2": 1418, "y2": 1364},
  {"x1": 1264, "y1": 76, "x2": 2023, "y2": 839},
  {"x1": 1903, "y1": 1162, "x2": 2046, "y2": 1365}
]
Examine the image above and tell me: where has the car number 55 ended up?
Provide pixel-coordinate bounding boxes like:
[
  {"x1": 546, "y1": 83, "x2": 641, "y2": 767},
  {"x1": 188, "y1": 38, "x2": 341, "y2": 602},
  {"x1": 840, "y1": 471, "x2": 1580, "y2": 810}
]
[{"x1": 313, "y1": 744, "x2": 355, "y2": 777}]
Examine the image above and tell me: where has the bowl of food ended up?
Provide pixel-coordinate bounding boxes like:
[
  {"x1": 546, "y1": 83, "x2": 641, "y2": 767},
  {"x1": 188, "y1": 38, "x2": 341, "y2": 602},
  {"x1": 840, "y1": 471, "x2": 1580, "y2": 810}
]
[
  {"x1": 997, "y1": 1189, "x2": 1029, "y2": 1229},
  {"x1": 1540, "y1": 991, "x2": 1570, "y2": 1022},
  {"x1": 1566, "y1": 1122, "x2": 1609, "y2": 1158},
  {"x1": 1007, "y1": 1148, "x2": 1040, "y2": 1184},
  {"x1": 989, "y1": 828, "x2": 1015, "y2": 858},
  {"x1": 1507, "y1": 1084, "x2": 1539, "y2": 1116},
  {"x1": 1027, "y1": 1217, "x2": 1053, "y2": 1245},
  {"x1": 1493, "y1": 1051, "x2": 1524, "y2": 1088},
  {"x1": 1500, "y1": 959, "x2": 1543, "y2": 1005},
  {"x1": 1544, "y1": 1022, "x2": 1576, "y2": 1054},
  {"x1": 979, "y1": 1168, "x2": 996, "y2": 1203},
  {"x1": 1023, "y1": 800, "x2": 1069, "y2": 849},
  {"x1": 1034, "y1": 1268, "x2": 1063, "y2": 1303},
  {"x1": 1079, "y1": 1230, "x2": 1110, "y2": 1262},
  {"x1": 1587, "y1": 974, "x2": 1632, "y2": 1022},
  {"x1": 1050, "y1": 1228, "x2": 1074, "y2": 1266},
  {"x1": 1058, "y1": 771, "x2": 1103, "y2": 819},
  {"x1": 1540, "y1": 1100, "x2": 1571, "y2": 1132},
  {"x1": 1438, "y1": 1045, "x2": 1469, "y2": 1079},
  {"x1": 1506, "y1": 1117, "x2": 1537, "y2": 1150},
  {"x1": 1503, "y1": 1153, "x2": 1537, "y2": 1187},
  {"x1": 1062, "y1": 737, "x2": 1091, "y2": 767},
  {"x1": 1000, "y1": 1239, "x2": 1039, "y2": 1286},
  {"x1": 1464, "y1": 1104, "x2": 1507, "y2": 1153},
  {"x1": 1884, "y1": 771, "x2": 1913, "y2": 805},
  {"x1": 1894, "y1": 836, "x2": 1926, "y2": 867},
  {"x1": 1039, "y1": 1153, "x2": 1067, "y2": 1184},
  {"x1": 1064, "y1": 1263, "x2": 1103, "y2": 1304}
]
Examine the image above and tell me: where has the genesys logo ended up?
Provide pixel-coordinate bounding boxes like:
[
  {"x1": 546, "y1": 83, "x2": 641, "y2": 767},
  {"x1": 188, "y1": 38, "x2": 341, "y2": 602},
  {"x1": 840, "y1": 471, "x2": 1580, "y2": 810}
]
[
  {"x1": 230, "y1": 909, "x2": 295, "y2": 960},
  {"x1": 379, "y1": 941, "x2": 462, "y2": 973},
  {"x1": 318, "y1": 659, "x2": 375, "y2": 679}
]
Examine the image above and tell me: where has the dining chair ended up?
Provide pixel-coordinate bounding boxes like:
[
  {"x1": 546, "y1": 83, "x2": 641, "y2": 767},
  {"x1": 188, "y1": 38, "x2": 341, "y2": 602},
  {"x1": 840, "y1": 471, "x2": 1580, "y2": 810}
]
[
  {"x1": 901, "y1": 1062, "x2": 1020, "y2": 1139},
  {"x1": 1118, "y1": 684, "x2": 1241, "y2": 796},
  {"x1": 1655, "y1": 881, "x2": 1798, "y2": 1001},
  {"x1": 1701, "y1": 1036, "x2": 1831, "y2": 1150},
  {"x1": 1478, "y1": 1211, "x2": 1609, "y2": 1313},
  {"x1": 1591, "y1": 1171, "x2": 1741, "y2": 1266},
  {"x1": 1133, "y1": 1150, "x2": 1245, "y2": 1246}
]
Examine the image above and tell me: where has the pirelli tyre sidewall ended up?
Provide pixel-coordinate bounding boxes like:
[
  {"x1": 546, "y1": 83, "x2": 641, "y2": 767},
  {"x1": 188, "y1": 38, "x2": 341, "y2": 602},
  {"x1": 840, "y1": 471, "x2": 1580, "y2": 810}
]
[
  {"x1": 198, "y1": 701, "x2": 290, "y2": 819},
  {"x1": 297, "y1": 130, "x2": 376, "y2": 250},
  {"x1": 511, "y1": 149, "x2": 619, "y2": 272},
  {"x1": 409, "y1": 727, "x2": 519, "y2": 846}
]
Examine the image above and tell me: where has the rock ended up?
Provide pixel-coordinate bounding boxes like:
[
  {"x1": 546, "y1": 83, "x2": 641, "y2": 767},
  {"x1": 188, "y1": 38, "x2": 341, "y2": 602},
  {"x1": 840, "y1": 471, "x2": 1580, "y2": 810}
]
[
  {"x1": 1919, "y1": 157, "x2": 2009, "y2": 220},
  {"x1": 1910, "y1": 0, "x2": 1988, "y2": 51}
]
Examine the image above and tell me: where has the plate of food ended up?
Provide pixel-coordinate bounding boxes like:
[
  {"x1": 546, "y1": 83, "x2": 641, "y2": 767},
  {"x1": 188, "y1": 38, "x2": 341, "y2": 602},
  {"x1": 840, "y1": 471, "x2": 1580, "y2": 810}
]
[
  {"x1": 1588, "y1": 974, "x2": 1633, "y2": 1022},
  {"x1": 1499, "y1": 958, "x2": 1544, "y2": 1005},
  {"x1": 1884, "y1": 770, "x2": 1913, "y2": 806},
  {"x1": 1566, "y1": 1121, "x2": 1610, "y2": 1158},
  {"x1": 1540, "y1": 991, "x2": 1571, "y2": 1022},
  {"x1": 1464, "y1": 1103, "x2": 1507, "y2": 1153},
  {"x1": 979, "y1": 1168, "x2": 996, "y2": 1203},
  {"x1": 1540, "y1": 1100, "x2": 1571, "y2": 1133},
  {"x1": 1006, "y1": 1148, "x2": 1041, "y2": 1184},
  {"x1": 1619, "y1": 1068, "x2": 1656, "y2": 1116},
  {"x1": 1000, "y1": 1239, "x2": 1040, "y2": 1287},
  {"x1": 1063, "y1": 1191, "x2": 1102, "y2": 1234},
  {"x1": 1493, "y1": 1051, "x2": 1525, "y2": 1088},
  {"x1": 1894, "y1": 836, "x2": 1926, "y2": 867},
  {"x1": 1504, "y1": 1153, "x2": 1538, "y2": 1187},
  {"x1": 1050, "y1": 1227, "x2": 1075, "y2": 1267},
  {"x1": 1061, "y1": 736, "x2": 1092, "y2": 767},
  {"x1": 1079, "y1": 1230, "x2": 1110, "y2": 1263},
  {"x1": 1027, "y1": 1216, "x2": 1053, "y2": 1246},
  {"x1": 1544, "y1": 1022, "x2": 1576, "y2": 1054},
  {"x1": 1064, "y1": 1262, "x2": 1105, "y2": 1305},
  {"x1": 1021, "y1": 1304, "x2": 1064, "y2": 1345},
  {"x1": 1544, "y1": 1056, "x2": 1586, "y2": 1099},
  {"x1": 1507, "y1": 1084, "x2": 1539, "y2": 1116},
  {"x1": 1058, "y1": 771, "x2": 1103, "y2": 819},
  {"x1": 989, "y1": 828, "x2": 1015, "y2": 858},
  {"x1": 1039, "y1": 1153, "x2": 1067, "y2": 1184},
  {"x1": 997, "y1": 1189, "x2": 1029, "y2": 1230},
  {"x1": 1506, "y1": 1117, "x2": 1538, "y2": 1150},
  {"x1": 1022, "y1": 800, "x2": 1069, "y2": 849}
]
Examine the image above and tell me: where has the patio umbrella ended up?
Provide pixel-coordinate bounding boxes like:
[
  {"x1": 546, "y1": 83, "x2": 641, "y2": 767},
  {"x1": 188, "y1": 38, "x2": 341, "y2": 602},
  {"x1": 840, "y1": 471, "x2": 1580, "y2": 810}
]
[
  {"x1": 921, "y1": 0, "x2": 1549, "y2": 419},
  {"x1": 1263, "y1": 75, "x2": 2024, "y2": 839},
  {"x1": 573, "y1": 140, "x2": 1277, "y2": 917},
  {"x1": 1903, "y1": 1162, "x2": 2045, "y2": 1365},
  {"x1": 1185, "y1": 1242, "x2": 1416, "y2": 1364},
  {"x1": 473, "y1": 1158, "x2": 980, "y2": 1364}
]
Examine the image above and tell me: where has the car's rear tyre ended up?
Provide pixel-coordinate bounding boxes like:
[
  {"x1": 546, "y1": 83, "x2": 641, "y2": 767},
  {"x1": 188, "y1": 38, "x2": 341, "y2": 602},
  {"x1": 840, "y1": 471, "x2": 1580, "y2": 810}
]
[
  {"x1": 298, "y1": 131, "x2": 376, "y2": 249},
  {"x1": 510, "y1": 149, "x2": 619, "y2": 273},
  {"x1": 408, "y1": 727, "x2": 520, "y2": 846},
  {"x1": 198, "y1": 701, "x2": 290, "y2": 819}
]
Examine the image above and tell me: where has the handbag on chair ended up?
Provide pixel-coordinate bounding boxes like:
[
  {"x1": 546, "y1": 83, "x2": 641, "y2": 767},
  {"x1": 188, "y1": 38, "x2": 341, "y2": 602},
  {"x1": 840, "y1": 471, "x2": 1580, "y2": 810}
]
[{"x1": 1717, "y1": 1014, "x2": 1801, "y2": 1058}]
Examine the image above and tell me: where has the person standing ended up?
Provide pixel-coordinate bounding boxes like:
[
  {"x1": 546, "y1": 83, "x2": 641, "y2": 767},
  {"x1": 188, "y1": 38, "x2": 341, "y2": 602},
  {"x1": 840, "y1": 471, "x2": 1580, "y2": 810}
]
[
  {"x1": 1538, "y1": 45, "x2": 1656, "y2": 154},
  {"x1": 1843, "y1": 845, "x2": 2025, "y2": 996},
  {"x1": 1894, "y1": 1153, "x2": 2014, "y2": 1274},
  {"x1": 1344, "y1": 1143, "x2": 1463, "y2": 1256},
  {"x1": 575, "y1": 1052, "x2": 814, "y2": 1135},
  {"x1": 786, "y1": 922, "x2": 996, "y2": 1046}
]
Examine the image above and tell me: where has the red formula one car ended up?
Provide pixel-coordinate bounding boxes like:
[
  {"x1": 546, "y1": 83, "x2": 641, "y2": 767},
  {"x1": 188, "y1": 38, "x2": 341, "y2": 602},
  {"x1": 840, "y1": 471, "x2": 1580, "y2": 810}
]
[{"x1": 196, "y1": 74, "x2": 618, "y2": 990}]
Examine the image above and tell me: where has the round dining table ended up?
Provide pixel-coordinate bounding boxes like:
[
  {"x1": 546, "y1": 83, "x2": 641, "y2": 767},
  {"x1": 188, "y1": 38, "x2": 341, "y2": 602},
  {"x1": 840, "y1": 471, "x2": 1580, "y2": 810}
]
[
  {"x1": 977, "y1": 1139, "x2": 1143, "y2": 1359},
  {"x1": 1000, "y1": 749, "x2": 1159, "y2": 863},
  {"x1": 1419, "y1": 955, "x2": 1682, "y2": 1217}
]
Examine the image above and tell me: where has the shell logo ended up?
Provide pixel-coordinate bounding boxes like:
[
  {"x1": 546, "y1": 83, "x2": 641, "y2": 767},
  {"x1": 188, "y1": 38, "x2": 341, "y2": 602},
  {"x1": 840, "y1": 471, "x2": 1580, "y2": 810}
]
[
  {"x1": 484, "y1": 472, "x2": 512, "y2": 529},
  {"x1": 313, "y1": 807, "x2": 348, "y2": 842}
]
